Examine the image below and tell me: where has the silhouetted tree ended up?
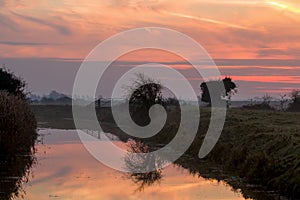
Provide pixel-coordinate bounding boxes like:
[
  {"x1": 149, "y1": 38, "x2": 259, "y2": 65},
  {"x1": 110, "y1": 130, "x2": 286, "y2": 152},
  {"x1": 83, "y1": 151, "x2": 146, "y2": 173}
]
[
  {"x1": 200, "y1": 77, "x2": 237, "y2": 107},
  {"x1": 287, "y1": 89, "x2": 300, "y2": 112},
  {"x1": 128, "y1": 73, "x2": 163, "y2": 108},
  {"x1": 262, "y1": 94, "x2": 272, "y2": 106},
  {"x1": 279, "y1": 94, "x2": 288, "y2": 111},
  {"x1": 127, "y1": 73, "x2": 163, "y2": 126},
  {"x1": 290, "y1": 90, "x2": 300, "y2": 103},
  {"x1": 0, "y1": 67, "x2": 26, "y2": 98}
]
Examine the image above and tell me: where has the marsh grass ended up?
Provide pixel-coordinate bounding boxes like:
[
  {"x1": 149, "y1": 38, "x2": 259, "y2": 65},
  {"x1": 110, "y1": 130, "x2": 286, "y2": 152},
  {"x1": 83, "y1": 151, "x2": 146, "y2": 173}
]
[
  {"x1": 0, "y1": 91, "x2": 37, "y2": 157},
  {"x1": 196, "y1": 108, "x2": 300, "y2": 199},
  {"x1": 0, "y1": 91, "x2": 37, "y2": 199}
]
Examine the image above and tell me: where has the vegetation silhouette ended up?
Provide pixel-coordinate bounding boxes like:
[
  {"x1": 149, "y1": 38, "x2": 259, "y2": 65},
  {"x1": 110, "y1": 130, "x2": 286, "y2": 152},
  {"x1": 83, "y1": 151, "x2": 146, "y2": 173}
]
[
  {"x1": 243, "y1": 94, "x2": 275, "y2": 111},
  {"x1": 242, "y1": 90, "x2": 300, "y2": 112},
  {"x1": 124, "y1": 73, "x2": 181, "y2": 145},
  {"x1": 0, "y1": 67, "x2": 37, "y2": 199},
  {"x1": 0, "y1": 92, "x2": 37, "y2": 156},
  {"x1": 125, "y1": 140, "x2": 164, "y2": 192},
  {"x1": 0, "y1": 151, "x2": 36, "y2": 200},
  {"x1": 127, "y1": 73, "x2": 164, "y2": 126},
  {"x1": 200, "y1": 77, "x2": 237, "y2": 107},
  {"x1": 287, "y1": 89, "x2": 300, "y2": 112},
  {"x1": 28, "y1": 73, "x2": 300, "y2": 199},
  {"x1": 0, "y1": 67, "x2": 26, "y2": 98}
]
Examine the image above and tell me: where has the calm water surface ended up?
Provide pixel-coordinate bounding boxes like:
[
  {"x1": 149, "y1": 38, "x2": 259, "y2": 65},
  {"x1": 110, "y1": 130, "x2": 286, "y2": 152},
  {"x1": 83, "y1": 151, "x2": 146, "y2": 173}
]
[{"x1": 19, "y1": 129, "x2": 250, "y2": 200}]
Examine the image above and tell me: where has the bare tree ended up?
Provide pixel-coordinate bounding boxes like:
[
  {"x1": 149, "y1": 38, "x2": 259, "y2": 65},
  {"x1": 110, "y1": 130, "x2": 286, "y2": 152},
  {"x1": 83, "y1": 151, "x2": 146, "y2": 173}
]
[
  {"x1": 127, "y1": 73, "x2": 163, "y2": 108},
  {"x1": 262, "y1": 93, "x2": 272, "y2": 106},
  {"x1": 290, "y1": 90, "x2": 300, "y2": 103},
  {"x1": 287, "y1": 89, "x2": 300, "y2": 112},
  {"x1": 279, "y1": 94, "x2": 288, "y2": 111},
  {"x1": 125, "y1": 73, "x2": 163, "y2": 126}
]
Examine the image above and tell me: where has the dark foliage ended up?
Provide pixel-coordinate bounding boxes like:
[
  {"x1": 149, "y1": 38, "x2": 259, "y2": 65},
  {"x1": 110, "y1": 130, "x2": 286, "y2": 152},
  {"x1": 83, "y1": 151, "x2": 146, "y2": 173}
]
[
  {"x1": 200, "y1": 77, "x2": 236, "y2": 106},
  {"x1": 0, "y1": 154, "x2": 36, "y2": 200},
  {"x1": 243, "y1": 94, "x2": 275, "y2": 111},
  {"x1": 287, "y1": 90, "x2": 300, "y2": 112},
  {"x1": 125, "y1": 140, "x2": 163, "y2": 192},
  {"x1": 129, "y1": 83, "x2": 163, "y2": 109},
  {"x1": 0, "y1": 92, "x2": 37, "y2": 199},
  {"x1": 0, "y1": 68, "x2": 37, "y2": 199},
  {"x1": 127, "y1": 74, "x2": 164, "y2": 126},
  {"x1": 242, "y1": 103, "x2": 275, "y2": 111},
  {"x1": 0, "y1": 67, "x2": 26, "y2": 98},
  {"x1": 0, "y1": 92, "x2": 37, "y2": 157}
]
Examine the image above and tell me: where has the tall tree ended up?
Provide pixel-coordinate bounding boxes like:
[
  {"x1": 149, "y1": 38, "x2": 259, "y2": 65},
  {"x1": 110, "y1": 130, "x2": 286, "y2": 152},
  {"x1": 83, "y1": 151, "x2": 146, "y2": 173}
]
[{"x1": 200, "y1": 77, "x2": 237, "y2": 107}]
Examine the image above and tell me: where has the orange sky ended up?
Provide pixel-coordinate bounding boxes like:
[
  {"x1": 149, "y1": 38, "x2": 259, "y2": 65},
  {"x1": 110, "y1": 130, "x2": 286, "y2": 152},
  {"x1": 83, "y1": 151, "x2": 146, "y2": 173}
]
[
  {"x1": 0, "y1": 0, "x2": 299, "y2": 99},
  {"x1": 0, "y1": 0, "x2": 300, "y2": 59}
]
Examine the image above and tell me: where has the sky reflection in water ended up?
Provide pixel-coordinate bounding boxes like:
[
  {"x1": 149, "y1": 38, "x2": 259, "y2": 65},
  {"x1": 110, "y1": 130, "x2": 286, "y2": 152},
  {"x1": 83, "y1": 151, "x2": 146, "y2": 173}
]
[{"x1": 21, "y1": 129, "x2": 248, "y2": 200}]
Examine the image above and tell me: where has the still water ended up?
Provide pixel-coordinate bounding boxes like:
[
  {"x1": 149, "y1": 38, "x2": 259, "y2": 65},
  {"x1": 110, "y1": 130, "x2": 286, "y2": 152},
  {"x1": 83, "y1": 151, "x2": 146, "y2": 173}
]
[{"x1": 18, "y1": 129, "x2": 250, "y2": 200}]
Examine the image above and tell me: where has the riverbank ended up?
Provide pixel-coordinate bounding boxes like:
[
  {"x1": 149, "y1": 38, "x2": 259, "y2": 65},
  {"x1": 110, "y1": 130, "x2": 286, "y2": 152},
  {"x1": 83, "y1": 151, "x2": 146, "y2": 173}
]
[
  {"x1": 197, "y1": 109, "x2": 300, "y2": 199},
  {"x1": 30, "y1": 105, "x2": 300, "y2": 199}
]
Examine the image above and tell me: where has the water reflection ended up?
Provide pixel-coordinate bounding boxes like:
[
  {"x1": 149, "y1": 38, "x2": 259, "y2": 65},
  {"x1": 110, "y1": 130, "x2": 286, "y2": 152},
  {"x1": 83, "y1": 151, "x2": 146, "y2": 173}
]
[
  {"x1": 16, "y1": 129, "x2": 250, "y2": 200},
  {"x1": 125, "y1": 140, "x2": 164, "y2": 191},
  {"x1": 0, "y1": 154, "x2": 36, "y2": 199}
]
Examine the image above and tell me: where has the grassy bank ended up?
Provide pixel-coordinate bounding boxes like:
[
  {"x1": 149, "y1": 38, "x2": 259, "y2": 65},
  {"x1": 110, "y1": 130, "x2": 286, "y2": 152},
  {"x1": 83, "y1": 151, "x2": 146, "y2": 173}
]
[
  {"x1": 30, "y1": 105, "x2": 300, "y2": 199},
  {"x1": 191, "y1": 109, "x2": 300, "y2": 199}
]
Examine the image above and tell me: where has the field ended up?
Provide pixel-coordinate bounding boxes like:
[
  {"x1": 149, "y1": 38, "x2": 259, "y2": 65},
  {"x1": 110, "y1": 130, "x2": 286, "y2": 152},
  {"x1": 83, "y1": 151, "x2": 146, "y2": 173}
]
[{"x1": 30, "y1": 105, "x2": 300, "y2": 199}]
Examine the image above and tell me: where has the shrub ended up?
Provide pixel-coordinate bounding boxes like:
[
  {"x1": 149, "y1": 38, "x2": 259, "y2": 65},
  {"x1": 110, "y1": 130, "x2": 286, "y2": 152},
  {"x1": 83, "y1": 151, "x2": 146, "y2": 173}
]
[
  {"x1": 0, "y1": 67, "x2": 37, "y2": 199},
  {"x1": 243, "y1": 94, "x2": 275, "y2": 111},
  {"x1": 287, "y1": 90, "x2": 300, "y2": 112},
  {"x1": 0, "y1": 91, "x2": 37, "y2": 157},
  {"x1": 0, "y1": 67, "x2": 26, "y2": 98}
]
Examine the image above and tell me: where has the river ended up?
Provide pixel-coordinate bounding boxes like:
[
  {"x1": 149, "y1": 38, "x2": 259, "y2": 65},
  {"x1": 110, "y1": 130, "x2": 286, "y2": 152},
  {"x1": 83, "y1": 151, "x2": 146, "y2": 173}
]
[{"x1": 8, "y1": 129, "x2": 253, "y2": 200}]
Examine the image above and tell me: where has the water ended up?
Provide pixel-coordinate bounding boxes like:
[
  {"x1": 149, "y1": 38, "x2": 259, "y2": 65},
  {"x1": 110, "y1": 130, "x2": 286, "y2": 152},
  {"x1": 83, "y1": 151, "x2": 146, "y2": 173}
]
[{"x1": 16, "y1": 129, "x2": 249, "y2": 200}]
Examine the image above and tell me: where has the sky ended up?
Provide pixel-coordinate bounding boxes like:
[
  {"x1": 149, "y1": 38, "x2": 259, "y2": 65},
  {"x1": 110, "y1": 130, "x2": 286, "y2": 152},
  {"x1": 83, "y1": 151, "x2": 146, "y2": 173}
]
[{"x1": 0, "y1": 0, "x2": 299, "y2": 100}]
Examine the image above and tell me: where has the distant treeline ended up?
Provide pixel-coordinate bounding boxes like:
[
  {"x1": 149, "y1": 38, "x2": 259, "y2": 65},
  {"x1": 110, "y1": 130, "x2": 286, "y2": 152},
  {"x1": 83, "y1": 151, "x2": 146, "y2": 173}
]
[
  {"x1": 28, "y1": 74, "x2": 300, "y2": 113},
  {"x1": 242, "y1": 91, "x2": 300, "y2": 112}
]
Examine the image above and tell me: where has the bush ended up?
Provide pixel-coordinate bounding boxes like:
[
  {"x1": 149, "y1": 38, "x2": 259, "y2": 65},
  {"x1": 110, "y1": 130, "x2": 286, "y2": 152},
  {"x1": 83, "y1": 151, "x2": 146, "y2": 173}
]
[
  {"x1": 287, "y1": 90, "x2": 300, "y2": 112},
  {"x1": 0, "y1": 68, "x2": 26, "y2": 98},
  {"x1": 243, "y1": 94, "x2": 275, "y2": 111},
  {"x1": 0, "y1": 91, "x2": 37, "y2": 157},
  {"x1": 0, "y1": 67, "x2": 37, "y2": 199},
  {"x1": 242, "y1": 103, "x2": 275, "y2": 111}
]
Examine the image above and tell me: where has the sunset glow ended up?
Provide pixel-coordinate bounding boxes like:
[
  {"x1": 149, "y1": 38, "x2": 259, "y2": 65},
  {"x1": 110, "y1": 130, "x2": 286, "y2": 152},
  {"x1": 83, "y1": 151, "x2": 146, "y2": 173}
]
[
  {"x1": 23, "y1": 133, "x2": 246, "y2": 200},
  {"x1": 1, "y1": 2, "x2": 299, "y2": 198},
  {"x1": 0, "y1": 0, "x2": 299, "y2": 99}
]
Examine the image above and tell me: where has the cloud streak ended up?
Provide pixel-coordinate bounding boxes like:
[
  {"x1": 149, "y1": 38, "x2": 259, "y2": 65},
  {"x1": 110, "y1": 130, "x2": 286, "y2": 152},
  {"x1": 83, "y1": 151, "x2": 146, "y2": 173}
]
[
  {"x1": 0, "y1": 41, "x2": 55, "y2": 46},
  {"x1": 0, "y1": 13, "x2": 17, "y2": 30},
  {"x1": 165, "y1": 11, "x2": 252, "y2": 30},
  {"x1": 108, "y1": 59, "x2": 300, "y2": 67},
  {"x1": 12, "y1": 12, "x2": 71, "y2": 35}
]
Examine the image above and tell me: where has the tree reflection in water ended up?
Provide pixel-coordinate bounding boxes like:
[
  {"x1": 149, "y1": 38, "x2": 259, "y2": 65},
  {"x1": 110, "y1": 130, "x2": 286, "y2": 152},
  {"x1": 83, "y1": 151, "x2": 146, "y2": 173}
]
[{"x1": 124, "y1": 140, "x2": 165, "y2": 192}]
